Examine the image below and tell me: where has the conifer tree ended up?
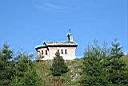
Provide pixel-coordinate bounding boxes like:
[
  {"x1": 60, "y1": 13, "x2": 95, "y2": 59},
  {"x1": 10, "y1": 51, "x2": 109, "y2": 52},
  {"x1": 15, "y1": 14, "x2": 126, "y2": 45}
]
[
  {"x1": 0, "y1": 44, "x2": 14, "y2": 86},
  {"x1": 11, "y1": 54, "x2": 40, "y2": 86},
  {"x1": 111, "y1": 40, "x2": 124, "y2": 58},
  {"x1": 80, "y1": 45, "x2": 109, "y2": 86},
  {"x1": 51, "y1": 50, "x2": 68, "y2": 76},
  {"x1": 107, "y1": 40, "x2": 128, "y2": 85}
]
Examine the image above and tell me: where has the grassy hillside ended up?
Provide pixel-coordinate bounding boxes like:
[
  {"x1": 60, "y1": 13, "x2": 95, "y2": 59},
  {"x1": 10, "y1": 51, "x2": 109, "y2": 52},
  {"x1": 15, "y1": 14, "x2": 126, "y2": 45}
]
[
  {"x1": 34, "y1": 55, "x2": 128, "y2": 86},
  {"x1": 34, "y1": 60, "x2": 83, "y2": 86}
]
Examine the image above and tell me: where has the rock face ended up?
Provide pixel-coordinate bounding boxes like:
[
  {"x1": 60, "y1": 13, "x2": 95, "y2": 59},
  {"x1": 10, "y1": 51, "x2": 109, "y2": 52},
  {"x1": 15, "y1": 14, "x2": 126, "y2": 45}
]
[{"x1": 35, "y1": 31, "x2": 78, "y2": 60}]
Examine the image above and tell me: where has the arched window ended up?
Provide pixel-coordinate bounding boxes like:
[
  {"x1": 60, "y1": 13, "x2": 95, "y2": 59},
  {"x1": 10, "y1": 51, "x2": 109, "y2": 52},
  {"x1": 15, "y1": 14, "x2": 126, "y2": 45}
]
[
  {"x1": 42, "y1": 50, "x2": 44, "y2": 55},
  {"x1": 37, "y1": 51, "x2": 40, "y2": 55},
  {"x1": 65, "y1": 49, "x2": 67, "y2": 54},
  {"x1": 61, "y1": 49, "x2": 63, "y2": 54},
  {"x1": 45, "y1": 50, "x2": 48, "y2": 55}
]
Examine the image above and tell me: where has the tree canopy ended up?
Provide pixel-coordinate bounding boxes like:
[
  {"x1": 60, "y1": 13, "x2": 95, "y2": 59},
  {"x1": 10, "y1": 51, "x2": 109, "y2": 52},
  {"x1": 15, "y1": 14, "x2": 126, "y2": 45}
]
[
  {"x1": 80, "y1": 41, "x2": 128, "y2": 86},
  {"x1": 50, "y1": 50, "x2": 68, "y2": 76},
  {"x1": 0, "y1": 40, "x2": 128, "y2": 86}
]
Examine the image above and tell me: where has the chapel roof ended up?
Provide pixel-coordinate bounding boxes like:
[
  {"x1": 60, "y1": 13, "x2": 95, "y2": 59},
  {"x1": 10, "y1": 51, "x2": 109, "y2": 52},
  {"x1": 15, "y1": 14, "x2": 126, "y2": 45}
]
[
  {"x1": 35, "y1": 41, "x2": 78, "y2": 50},
  {"x1": 35, "y1": 30, "x2": 78, "y2": 50}
]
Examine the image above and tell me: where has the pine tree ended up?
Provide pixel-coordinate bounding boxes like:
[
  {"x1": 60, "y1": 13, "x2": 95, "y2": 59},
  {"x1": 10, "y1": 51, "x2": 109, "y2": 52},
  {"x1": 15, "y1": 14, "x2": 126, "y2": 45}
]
[
  {"x1": 51, "y1": 51, "x2": 68, "y2": 76},
  {"x1": 0, "y1": 44, "x2": 14, "y2": 86},
  {"x1": 80, "y1": 44, "x2": 110, "y2": 86},
  {"x1": 111, "y1": 40, "x2": 124, "y2": 58},
  {"x1": 107, "y1": 40, "x2": 128, "y2": 85},
  {"x1": 11, "y1": 54, "x2": 40, "y2": 86},
  {"x1": 50, "y1": 51, "x2": 69, "y2": 86}
]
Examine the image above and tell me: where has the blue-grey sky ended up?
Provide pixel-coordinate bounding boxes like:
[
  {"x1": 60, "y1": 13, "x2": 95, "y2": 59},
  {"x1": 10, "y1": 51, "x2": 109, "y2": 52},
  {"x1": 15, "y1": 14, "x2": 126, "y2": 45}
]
[{"x1": 0, "y1": 0, "x2": 128, "y2": 56}]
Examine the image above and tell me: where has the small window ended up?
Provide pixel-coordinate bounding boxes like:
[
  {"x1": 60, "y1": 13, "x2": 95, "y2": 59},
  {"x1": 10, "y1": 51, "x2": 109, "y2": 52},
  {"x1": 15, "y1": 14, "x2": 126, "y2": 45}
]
[
  {"x1": 61, "y1": 49, "x2": 63, "y2": 54},
  {"x1": 37, "y1": 51, "x2": 40, "y2": 55},
  {"x1": 42, "y1": 50, "x2": 44, "y2": 55},
  {"x1": 45, "y1": 50, "x2": 48, "y2": 55},
  {"x1": 65, "y1": 49, "x2": 67, "y2": 54},
  {"x1": 38, "y1": 51, "x2": 40, "y2": 53}
]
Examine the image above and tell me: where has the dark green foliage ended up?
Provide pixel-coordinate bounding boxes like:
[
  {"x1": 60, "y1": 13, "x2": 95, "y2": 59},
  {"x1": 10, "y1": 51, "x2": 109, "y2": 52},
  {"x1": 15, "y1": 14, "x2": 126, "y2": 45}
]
[
  {"x1": 11, "y1": 54, "x2": 40, "y2": 86},
  {"x1": 51, "y1": 51, "x2": 68, "y2": 76},
  {"x1": 107, "y1": 41, "x2": 128, "y2": 85},
  {"x1": 111, "y1": 40, "x2": 124, "y2": 58},
  {"x1": 80, "y1": 44, "x2": 110, "y2": 86},
  {"x1": 0, "y1": 44, "x2": 14, "y2": 86},
  {"x1": 1, "y1": 41, "x2": 128, "y2": 86},
  {"x1": 0, "y1": 44, "x2": 40, "y2": 86},
  {"x1": 80, "y1": 41, "x2": 128, "y2": 86}
]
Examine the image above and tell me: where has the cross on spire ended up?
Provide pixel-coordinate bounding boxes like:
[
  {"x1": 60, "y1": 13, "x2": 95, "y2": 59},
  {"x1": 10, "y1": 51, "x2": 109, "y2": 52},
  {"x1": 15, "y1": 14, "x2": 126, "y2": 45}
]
[{"x1": 67, "y1": 27, "x2": 74, "y2": 43}]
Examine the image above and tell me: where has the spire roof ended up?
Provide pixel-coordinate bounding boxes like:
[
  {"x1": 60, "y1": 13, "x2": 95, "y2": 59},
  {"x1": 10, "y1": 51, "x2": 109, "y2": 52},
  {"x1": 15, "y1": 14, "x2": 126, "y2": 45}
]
[{"x1": 35, "y1": 30, "x2": 77, "y2": 50}]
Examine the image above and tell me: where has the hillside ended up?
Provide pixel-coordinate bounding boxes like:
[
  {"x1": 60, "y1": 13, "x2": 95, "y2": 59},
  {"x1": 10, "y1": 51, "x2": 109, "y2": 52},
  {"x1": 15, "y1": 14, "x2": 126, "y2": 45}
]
[
  {"x1": 1, "y1": 43, "x2": 128, "y2": 86},
  {"x1": 34, "y1": 60, "x2": 83, "y2": 86},
  {"x1": 34, "y1": 55, "x2": 128, "y2": 86}
]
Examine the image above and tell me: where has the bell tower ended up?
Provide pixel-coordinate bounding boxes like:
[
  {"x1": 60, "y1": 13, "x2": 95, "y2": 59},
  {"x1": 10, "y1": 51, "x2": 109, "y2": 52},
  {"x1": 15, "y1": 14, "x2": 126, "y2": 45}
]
[{"x1": 67, "y1": 29, "x2": 74, "y2": 43}]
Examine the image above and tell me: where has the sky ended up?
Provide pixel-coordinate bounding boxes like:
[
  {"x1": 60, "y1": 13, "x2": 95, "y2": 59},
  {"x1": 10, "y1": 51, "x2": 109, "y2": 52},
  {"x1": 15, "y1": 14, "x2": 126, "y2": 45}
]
[{"x1": 0, "y1": 0, "x2": 128, "y2": 57}]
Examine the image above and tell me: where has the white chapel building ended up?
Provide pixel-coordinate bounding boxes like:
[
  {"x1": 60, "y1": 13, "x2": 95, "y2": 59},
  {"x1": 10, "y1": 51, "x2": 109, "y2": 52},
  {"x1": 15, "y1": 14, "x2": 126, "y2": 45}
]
[{"x1": 35, "y1": 31, "x2": 78, "y2": 60}]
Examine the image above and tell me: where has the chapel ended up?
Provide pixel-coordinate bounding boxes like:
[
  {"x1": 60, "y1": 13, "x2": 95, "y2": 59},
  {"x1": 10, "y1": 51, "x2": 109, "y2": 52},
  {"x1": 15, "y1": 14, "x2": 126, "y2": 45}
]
[{"x1": 35, "y1": 30, "x2": 78, "y2": 60}]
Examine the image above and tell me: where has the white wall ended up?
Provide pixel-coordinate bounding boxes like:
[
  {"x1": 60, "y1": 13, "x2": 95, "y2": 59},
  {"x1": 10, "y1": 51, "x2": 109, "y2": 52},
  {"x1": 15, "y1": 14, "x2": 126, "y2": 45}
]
[{"x1": 37, "y1": 47, "x2": 77, "y2": 60}]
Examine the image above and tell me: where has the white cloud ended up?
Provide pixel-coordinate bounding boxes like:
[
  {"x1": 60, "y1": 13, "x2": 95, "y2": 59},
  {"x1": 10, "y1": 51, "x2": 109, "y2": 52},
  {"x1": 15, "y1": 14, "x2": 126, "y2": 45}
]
[
  {"x1": 44, "y1": 2, "x2": 66, "y2": 9},
  {"x1": 33, "y1": 0, "x2": 68, "y2": 10}
]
